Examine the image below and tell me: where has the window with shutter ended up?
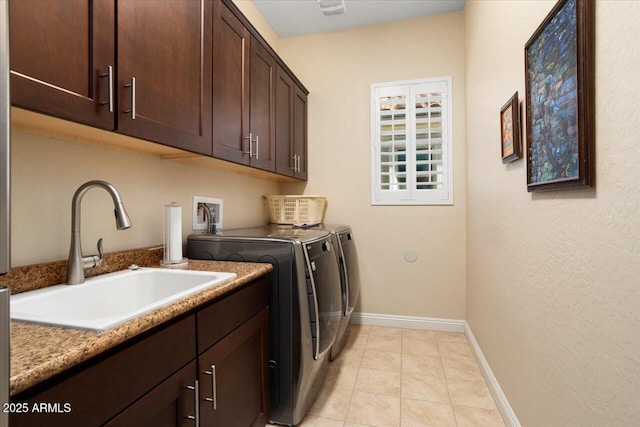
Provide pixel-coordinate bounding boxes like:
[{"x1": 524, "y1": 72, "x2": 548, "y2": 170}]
[{"x1": 371, "y1": 77, "x2": 453, "y2": 205}]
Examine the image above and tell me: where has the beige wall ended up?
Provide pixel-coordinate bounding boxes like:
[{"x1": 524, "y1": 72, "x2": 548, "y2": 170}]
[
  {"x1": 9, "y1": 2, "x2": 285, "y2": 268},
  {"x1": 278, "y1": 13, "x2": 467, "y2": 319},
  {"x1": 232, "y1": 0, "x2": 279, "y2": 52},
  {"x1": 10, "y1": 130, "x2": 277, "y2": 266},
  {"x1": 14, "y1": 2, "x2": 640, "y2": 424},
  {"x1": 465, "y1": 1, "x2": 640, "y2": 426}
]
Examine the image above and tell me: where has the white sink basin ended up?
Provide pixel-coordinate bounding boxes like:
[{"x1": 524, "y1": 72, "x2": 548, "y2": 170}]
[{"x1": 10, "y1": 268, "x2": 237, "y2": 331}]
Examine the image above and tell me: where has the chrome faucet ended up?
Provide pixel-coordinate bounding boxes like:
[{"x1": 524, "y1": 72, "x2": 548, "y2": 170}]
[
  {"x1": 66, "y1": 180, "x2": 132, "y2": 285},
  {"x1": 201, "y1": 202, "x2": 217, "y2": 234}
]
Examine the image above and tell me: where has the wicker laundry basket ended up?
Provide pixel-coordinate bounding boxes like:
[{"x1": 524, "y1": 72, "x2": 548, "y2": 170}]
[{"x1": 264, "y1": 195, "x2": 327, "y2": 224}]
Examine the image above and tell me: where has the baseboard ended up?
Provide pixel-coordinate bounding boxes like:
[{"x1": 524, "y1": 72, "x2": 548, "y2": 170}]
[
  {"x1": 350, "y1": 312, "x2": 466, "y2": 333},
  {"x1": 350, "y1": 312, "x2": 520, "y2": 427},
  {"x1": 465, "y1": 323, "x2": 521, "y2": 427}
]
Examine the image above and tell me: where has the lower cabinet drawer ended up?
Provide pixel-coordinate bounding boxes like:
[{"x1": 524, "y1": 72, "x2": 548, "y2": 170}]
[
  {"x1": 197, "y1": 277, "x2": 268, "y2": 353},
  {"x1": 10, "y1": 315, "x2": 196, "y2": 427}
]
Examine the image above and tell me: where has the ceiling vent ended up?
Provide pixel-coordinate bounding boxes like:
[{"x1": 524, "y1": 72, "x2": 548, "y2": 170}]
[{"x1": 317, "y1": 0, "x2": 347, "y2": 16}]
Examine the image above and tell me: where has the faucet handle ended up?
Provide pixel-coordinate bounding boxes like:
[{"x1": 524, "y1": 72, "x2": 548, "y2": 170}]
[
  {"x1": 96, "y1": 238, "x2": 104, "y2": 266},
  {"x1": 83, "y1": 238, "x2": 104, "y2": 269}
]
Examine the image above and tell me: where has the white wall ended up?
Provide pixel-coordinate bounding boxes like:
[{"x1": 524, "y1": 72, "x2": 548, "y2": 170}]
[
  {"x1": 465, "y1": 1, "x2": 640, "y2": 425},
  {"x1": 278, "y1": 13, "x2": 467, "y2": 319}
]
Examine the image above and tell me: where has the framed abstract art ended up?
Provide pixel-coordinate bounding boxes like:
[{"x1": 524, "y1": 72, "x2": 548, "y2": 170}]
[{"x1": 524, "y1": 0, "x2": 594, "y2": 192}]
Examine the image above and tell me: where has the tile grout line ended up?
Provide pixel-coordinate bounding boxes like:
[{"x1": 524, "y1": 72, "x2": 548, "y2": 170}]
[
  {"x1": 331, "y1": 326, "x2": 506, "y2": 427},
  {"x1": 436, "y1": 335, "x2": 461, "y2": 427},
  {"x1": 346, "y1": 326, "x2": 369, "y2": 427}
]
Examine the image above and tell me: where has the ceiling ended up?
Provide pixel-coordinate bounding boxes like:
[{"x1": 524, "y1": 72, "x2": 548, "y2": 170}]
[{"x1": 251, "y1": 0, "x2": 466, "y2": 38}]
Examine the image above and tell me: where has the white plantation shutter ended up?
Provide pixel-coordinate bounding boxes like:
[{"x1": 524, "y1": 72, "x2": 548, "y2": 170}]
[
  {"x1": 371, "y1": 78, "x2": 453, "y2": 205},
  {"x1": 377, "y1": 86, "x2": 409, "y2": 201}
]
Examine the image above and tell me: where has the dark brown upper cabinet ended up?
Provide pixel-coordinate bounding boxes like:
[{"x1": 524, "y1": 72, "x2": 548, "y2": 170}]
[
  {"x1": 293, "y1": 85, "x2": 308, "y2": 180},
  {"x1": 212, "y1": 0, "x2": 276, "y2": 172},
  {"x1": 249, "y1": 39, "x2": 277, "y2": 172},
  {"x1": 10, "y1": 0, "x2": 306, "y2": 179},
  {"x1": 9, "y1": 0, "x2": 115, "y2": 130},
  {"x1": 275, "y1": 65, "x2": 308, "y2": 180},
  {"x1": 117, "y1": 0, "x2": 213, "y2": 155},
  {"x1": 10, "y1": 0, "x2": 213, "y2": 156},
  {"x1": 212, "y1": 0, "x2": 250, "y2": 164}
]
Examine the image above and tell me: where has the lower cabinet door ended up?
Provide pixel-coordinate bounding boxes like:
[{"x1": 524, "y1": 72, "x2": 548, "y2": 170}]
[
  {"x1": 104, "y1": 361, "x2": 198, "y2": 427},
  {"x1": 198, "y1": 308, "x2": 269, "y2": 427}
]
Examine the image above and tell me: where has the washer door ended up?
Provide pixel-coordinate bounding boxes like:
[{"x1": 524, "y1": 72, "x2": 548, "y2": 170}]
[
  {"x1": 339, "y1": 231, "x2": 360, "y2": 316},
  {"x1": 304, "y1": 238, "x2": 342, "y2": 359}
]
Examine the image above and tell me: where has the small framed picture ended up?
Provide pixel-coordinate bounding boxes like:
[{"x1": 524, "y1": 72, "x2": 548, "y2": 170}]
[{"x1": 500, "y1": 91, "x2": 521, "y2": 164}]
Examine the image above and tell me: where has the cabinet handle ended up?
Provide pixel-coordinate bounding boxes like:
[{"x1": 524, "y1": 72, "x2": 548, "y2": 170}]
[
  {"x1": 124, "y1": 76, "x2": 136, "y2": 119},
  {"x1": 254, "y1": 135, "x2": 259, "y2": 160},
  {"x1": 99, "y1": 65, "x2": 114, "y2": 113},
  {"x1": 186, "y1": 380, "x2": 200, "y2": 426},
  {"x1": 244, "y1": 134, "x2": 259, "y2": 159},
  {"x1": 203, "y1": 366, "x2": 217, "y2": 410},
  {"x1": 290, "y1": 155, "x2": 296, "y2": 171},
  {"x1": 243, "y1": 133, "x2": 253, "y2": 157},
  {"x1": 294, "y1": 154, "x2": 300, "y2": 172}
]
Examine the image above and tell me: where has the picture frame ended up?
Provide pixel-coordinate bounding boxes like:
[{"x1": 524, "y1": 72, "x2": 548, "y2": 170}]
[
  {"x1": 524, "y1": 0, "x2": 593, "y2": 192},
  {"x1": 500, "y1": 92, "x2": 521, "y2": 164}
]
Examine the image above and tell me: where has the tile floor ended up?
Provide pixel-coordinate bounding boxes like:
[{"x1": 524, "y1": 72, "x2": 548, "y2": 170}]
[{"x1": 270, "y1": 325, "x2": 505, "y2": 427}]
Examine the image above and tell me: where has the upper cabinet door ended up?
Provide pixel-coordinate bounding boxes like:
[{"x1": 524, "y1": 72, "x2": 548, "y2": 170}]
[
  {"x1": 249, "y1": 38, "x2": 276, "y2": 172},
  {"x1": 275, "y1": 65, "x2": 308, "y2": 180},
  {"x1": 275, "y1": 66, "x2": 294, "y2": 177},
  {"x1": 212, "y1": 0, "x2": 250, "y2": 165},
  {"x1": 9, "y1": 0, "x2": 115, "y2": 129},
  {"x1": 293, "y1": 85, "x2": 308, "y2": 180},
  {"x1": 117, "y1": 0, "x2": 213, "y2": 155}
]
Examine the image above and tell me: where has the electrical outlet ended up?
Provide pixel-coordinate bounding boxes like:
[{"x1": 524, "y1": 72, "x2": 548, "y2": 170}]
[{"x1": 193, "y1": 196, "x2": 223, "y2": 231}]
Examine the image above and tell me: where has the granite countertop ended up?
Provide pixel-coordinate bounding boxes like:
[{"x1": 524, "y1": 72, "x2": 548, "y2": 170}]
[{"x1": 1, "y1": 247, "x2": 273, "y2": 396}]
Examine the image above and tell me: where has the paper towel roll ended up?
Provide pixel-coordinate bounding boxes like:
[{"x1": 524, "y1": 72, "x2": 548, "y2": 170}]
[{"x1": 164, "y1": 202, "x2": 182, "y2": 263}]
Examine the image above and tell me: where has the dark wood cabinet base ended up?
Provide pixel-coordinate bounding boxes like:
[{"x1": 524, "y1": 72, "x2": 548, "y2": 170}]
[{"x1": 10, "y1": 278, "x2": 270, "y2": 427}]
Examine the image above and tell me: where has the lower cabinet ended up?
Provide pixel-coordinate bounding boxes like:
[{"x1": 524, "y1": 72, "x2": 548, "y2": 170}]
[
  {"x1": 104, "y1": 361, "x2": 198, "y2": 427},
  {"x1": 9, "y1": 315, "x2": 197, "y2": 427},
  {"x1": 199, "y1": 309, "x2": 269, "y2": 427},
  {"x1": 10, "y1": 277, "x2": 269, "y2": 427}
]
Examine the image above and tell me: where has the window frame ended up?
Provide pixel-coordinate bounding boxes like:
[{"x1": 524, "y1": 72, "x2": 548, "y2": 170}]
[{"x1": 370, "y1": 77, "x2": 454, "y2": 206}]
